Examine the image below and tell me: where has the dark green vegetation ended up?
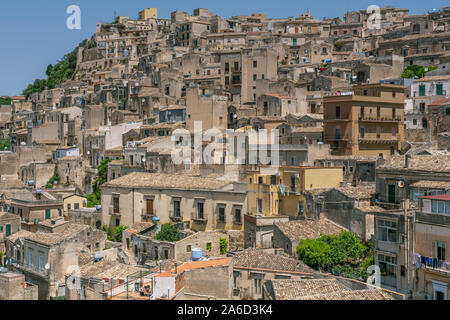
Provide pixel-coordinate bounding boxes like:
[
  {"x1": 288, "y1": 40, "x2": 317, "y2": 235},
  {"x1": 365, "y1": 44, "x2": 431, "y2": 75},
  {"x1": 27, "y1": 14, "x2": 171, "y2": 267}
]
[
  {"x1": 296, "y1": 231, "x2": 374, "y2": 281},
  {"x1": 401, "y1": 64, "x2": 437, "y2": 79},
  {"x1": 23, "y1": 49, "x2": 78, "y2": 99},
  {"x1": 156, "y1": 224, "x2": 180, "y2": 242},
  {"x1": 87, "y1": 159, "x2": 112, "y2": 208}
]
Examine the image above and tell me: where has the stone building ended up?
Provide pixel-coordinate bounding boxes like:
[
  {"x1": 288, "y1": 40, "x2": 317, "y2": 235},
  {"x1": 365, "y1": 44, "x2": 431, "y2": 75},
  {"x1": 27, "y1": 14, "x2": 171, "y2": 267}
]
[{"x1": 101, "y1": 172, "x2": 247, "y2": 233}]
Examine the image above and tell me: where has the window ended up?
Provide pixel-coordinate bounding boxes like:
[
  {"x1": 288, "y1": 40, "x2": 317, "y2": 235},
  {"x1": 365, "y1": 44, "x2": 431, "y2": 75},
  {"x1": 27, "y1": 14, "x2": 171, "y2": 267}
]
[
  {"x1": 28, "y1": 252, "x2": 33, "y2": 267},
  {"x1": 197, "y1": 202, "x2": 204, "y2": 219},
  {"x1": 234, "y1": 62, "x2": 239, "y2": 70},
  {"x1": 335, "y1": 106, "x2": 340, "y2": 119},
  {"x1": 146, "y1": 199, "x2": 154, "y2": 215},
  {"x1": 436, "y1": 241, "x2": 446, "y2": 261},
  {"x1": 253, "y1": 74, "x2": 257, "y2": 81},
  {"x1": 74, "y1": 203, "x2": 79, "y2": 210},
  {"x1": 67, "y1": 204, "x2": 71, "y2": 210},
  {"x1": 436, "y1": 84, "x2": 443, "y2": 96},
  {"x1": 258, "y1": 177, "x2": 263, "y2": 184},
  {"x1": 316, "y1": 203, "x2": 323, "y2": 214},
  {"x1": 360, "y1": 126, "x2": 365, "y2": 139},
  {"x1": 173, "y1": 200, "x2": 181, "y2": 217},
  {"x1": 113, "y1": 197, "x2": 120, "y2": 214},
  {"x1": 419, "y1": 85, "x2": 425, "y2": 96},
  {"x1": 254, "y1": 278, "x2": 262, "y2": 294},
  {"x1": 39, "y1": 255, "x2": 44, "y2": 271},
  {"x1": 257, "y1": 199, "x2": 263, "y2": 213},
  {"x1": 218, "y1": 206, "x2": 225, "y2": 222},
  {"x1": 233, "y1": 271, "x2": 240, "y2": 289},
  {"x1": 45, "y1": 209, "x2": 51, "y2": 220},
  {"x1": 186, "y1": 245, "x2": 191, "y2": 252},
  {"x1": 377, "y1": 220, "x2": 397, "y2": 242},
  {"x1": 378, "y1": 254, "x2": 397, "y2": 278},
  {"x1": 235, "y1": 208, "x2": 242, "y2": 223},
  {"x1": 253, "y1": 60, "x2": 257, "y2": 68},
  {"x1": 298, "y1": 202, "x2": 304, "y2": 215}
]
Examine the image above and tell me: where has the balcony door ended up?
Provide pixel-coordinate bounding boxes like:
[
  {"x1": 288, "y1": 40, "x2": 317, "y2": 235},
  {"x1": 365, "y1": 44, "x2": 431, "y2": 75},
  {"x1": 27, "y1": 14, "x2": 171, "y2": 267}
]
[{"x1": 146, "y1": 199, "x2": 154, "y2": 216}]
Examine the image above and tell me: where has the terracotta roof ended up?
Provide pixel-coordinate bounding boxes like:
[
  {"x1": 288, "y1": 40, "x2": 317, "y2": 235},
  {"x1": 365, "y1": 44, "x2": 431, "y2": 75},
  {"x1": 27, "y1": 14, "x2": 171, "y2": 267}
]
[
  {"x1": 103, "y1": 172, "x2": 235, "y2": 191},
  {"x1": 232, "y1": 248, "x2": 316, "y2": 273},
  {"x1": 275, "y1": 218, "x2": 345, "y2": 241},
  {"x1": 156, "y1": 258, "x2": 231, "y2": 277},
  {"x1": 429, "y1": 98, "x2": 450, "y2": 107}
]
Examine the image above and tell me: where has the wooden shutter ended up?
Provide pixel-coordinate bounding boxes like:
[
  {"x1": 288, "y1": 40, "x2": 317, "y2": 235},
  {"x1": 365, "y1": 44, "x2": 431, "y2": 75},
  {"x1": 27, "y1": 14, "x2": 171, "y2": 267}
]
[{"x1": 146, "y1": 199, "x2": 154, "y2": 215}]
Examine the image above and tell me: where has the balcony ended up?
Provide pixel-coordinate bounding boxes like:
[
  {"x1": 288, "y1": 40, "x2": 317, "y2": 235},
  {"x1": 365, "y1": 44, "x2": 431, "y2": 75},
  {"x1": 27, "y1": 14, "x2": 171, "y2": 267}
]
[
  {"x1": 359, "y1": 137, "x2": 399, "y2": 144},
  {"x1": 192, "y1": 215, "x2": 208, "y2": 224},
  {"x1": 324, "y1": 135, "x2": 351, "y2": 141},
  {"x1": 359, "y1": 115, "x2": 402, "y2": 122},
  {"x1": 169, "y1": 213, "x2": 183, "y2": 222},
  {"x1": 109, "y1": 206, "x2": 121, "y2": 216}
]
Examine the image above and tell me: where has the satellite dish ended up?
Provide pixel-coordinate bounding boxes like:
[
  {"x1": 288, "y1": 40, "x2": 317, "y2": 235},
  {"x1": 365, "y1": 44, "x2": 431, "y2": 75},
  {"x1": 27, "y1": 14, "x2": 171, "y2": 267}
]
[
  {"x1": 45, "y1": 263, "x2": 50, "y2": 270},
  {"x1": 233, "y1": 114, "x2": 238, "y2": 119}
]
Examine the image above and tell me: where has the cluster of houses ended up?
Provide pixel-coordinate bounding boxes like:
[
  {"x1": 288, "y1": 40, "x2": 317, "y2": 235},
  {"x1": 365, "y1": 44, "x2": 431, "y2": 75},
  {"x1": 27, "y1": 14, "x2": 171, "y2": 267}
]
[{"x1": 0, "y1": 5, "x2": 449, "y2": 300}]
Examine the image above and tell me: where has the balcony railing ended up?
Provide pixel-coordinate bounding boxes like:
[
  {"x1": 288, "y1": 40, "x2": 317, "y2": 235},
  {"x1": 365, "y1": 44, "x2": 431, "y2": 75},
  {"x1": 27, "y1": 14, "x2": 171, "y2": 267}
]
[
  {"x1": 359, "y1": 115, "x2": 402, "y2": 122},
  {"x1": 324, "y1": 135, "x2": 351, "y2": 141},
  {"x1": 109, "y1": 206, "x2": 121, "y2": 215}
]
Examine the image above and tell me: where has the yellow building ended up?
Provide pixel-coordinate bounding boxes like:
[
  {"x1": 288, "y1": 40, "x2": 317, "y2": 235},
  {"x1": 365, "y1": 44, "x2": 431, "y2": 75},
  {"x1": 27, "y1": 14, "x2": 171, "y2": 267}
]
[
  {"x1": 247, "y1": 166, "x2": 343, "y2": 217},
  {"x1": 138, "y1": 8, "x2": 157, "y2": 20},
  {"x1": 323, "y1": 83, "x2": 405, "y2": 158},
  {"x1": 63, "y1": 194, "x2": 87, "y2": 217}
]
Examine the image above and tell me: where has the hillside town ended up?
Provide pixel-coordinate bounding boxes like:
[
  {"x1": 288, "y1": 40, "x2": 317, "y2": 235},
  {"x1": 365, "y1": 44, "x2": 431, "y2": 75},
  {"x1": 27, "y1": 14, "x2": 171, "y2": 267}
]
[{"x1": 0, "y1": 5, "x2": 450, "y2": 301}]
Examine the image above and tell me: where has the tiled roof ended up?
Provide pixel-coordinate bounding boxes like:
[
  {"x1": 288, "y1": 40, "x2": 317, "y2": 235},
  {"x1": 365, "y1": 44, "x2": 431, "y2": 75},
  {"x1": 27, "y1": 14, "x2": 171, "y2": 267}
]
[
  {"x1": 275, "y1": 218, "x2": 345, "y2": 241},
  {"x1": 270, "y1": 278, "x2": 349, "y2": 300},
  {"x1": 335, "y1": 185, "x2": 375, "y2": 200},
  {"x1": 409, "y1": 180, "x2": 450, "y2": 189},
  {"x1": 378, "y1": 155, "x2": 450, "y2": 172},
  {"x1": 429, "y1": 98, "x2": 450, "y2": 107},
  {"x1": 156, "y1": 258, "x2": 232, "y2": 277},
  {"x1": 269, "y1": 274, "x2": 398, "y2": 301},
  {"x1": 263, "y1": 93, "x2": 293, "y2": 100},
  {"x1": 232, "y1": 248, "x2": 316, "y2": 273},
  {"x1": 415, "y1": 75, "x2": 450, "y2": 82},
  {"x1": 7, "y1": 224, "x2": 89, "y2": 246},
  {"x1": 126, "y1": 222, "x2": 154, "y2": 234},
  {"x1": 103, "y1": 172, "x2": 235, "y2": 191}
]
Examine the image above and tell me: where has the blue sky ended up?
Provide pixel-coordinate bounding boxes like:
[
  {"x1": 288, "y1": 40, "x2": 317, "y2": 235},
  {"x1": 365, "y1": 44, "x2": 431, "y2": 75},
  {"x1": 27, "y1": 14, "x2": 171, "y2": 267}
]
[{"x1": 0, "y1": 0, "x2": 448, "y2": 96}]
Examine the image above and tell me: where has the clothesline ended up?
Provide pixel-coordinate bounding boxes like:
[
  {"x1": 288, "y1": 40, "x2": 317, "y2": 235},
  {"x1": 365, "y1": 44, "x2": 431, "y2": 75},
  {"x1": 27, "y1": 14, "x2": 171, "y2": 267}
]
[{"x1": 412, "y1": 253, "x2": 450, "y2": 272}]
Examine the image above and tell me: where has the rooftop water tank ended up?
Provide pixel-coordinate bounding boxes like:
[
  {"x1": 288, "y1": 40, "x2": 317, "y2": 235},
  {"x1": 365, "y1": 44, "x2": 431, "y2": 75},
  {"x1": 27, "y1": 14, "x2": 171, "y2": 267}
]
[
  {"x1": 191, "y1": 248, "x2": 202, "y2": 261},
  {"x1": 152, "y1": 216, "x2": 160, "y2": 224},
  {"x1": 0, "y1": 267, "x2": 8, "y2": 274}
]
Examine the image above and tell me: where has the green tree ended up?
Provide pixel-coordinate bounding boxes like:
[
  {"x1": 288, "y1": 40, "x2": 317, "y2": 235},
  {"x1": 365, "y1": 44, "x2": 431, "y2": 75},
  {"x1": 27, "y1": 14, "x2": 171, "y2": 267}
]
[
  {"x1": 296, "y1": 239, "x2": 331, "y2": 270},
  {"x1": 46, "y1": 64, "x2": 53, "y2": 77},
  {"x1": 86, "y1": 159, "x2": 112, "y2": 208},
  {"x1": 0, "y1": 97, "x2": 12, "y2": 105},
  {"x1": 219, "y1": 238, "x2": 228, "y2": 254},
  {"x1": 113, "y1": 225, "x2": 128, "y2": 242},
  {"x1": 401, "y1": 64, "x2": 437, "y2": 79},
  {"x1": 320, "y1": 231, "x2": 367, "y2": 265},
  {"x1": 156, "y1": 224, "x2": 180, "y2": 242}
]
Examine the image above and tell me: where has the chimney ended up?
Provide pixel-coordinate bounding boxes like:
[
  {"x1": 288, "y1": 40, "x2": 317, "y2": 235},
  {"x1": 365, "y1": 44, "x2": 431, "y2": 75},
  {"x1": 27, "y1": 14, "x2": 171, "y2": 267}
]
[{"x1": 404, "y1": 154, "x2": 411, "y2": 168}]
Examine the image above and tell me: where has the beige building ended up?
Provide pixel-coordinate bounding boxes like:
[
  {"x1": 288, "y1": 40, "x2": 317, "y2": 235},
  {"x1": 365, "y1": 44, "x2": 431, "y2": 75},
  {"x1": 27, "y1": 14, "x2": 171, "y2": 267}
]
[
  {"x1": 63, "y1": 194, "x2": 88, "y2": 217},
  {"x1": 138, "y1": 8, "x2": 157, "y2": 20},
  {"x1": 323, "y1": 83, "x2": 405, "y2": 157},
  {"x1": 413, "y1": 194, "x2": 450, "y2": 300},
  {"x1": 101, "y1": 172, "x2": 247, "y2": 233}
]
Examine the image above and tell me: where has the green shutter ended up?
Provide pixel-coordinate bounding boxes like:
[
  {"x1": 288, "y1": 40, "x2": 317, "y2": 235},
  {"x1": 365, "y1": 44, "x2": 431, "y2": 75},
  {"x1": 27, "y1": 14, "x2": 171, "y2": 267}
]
[
  {"x1": 419, "y1": 85, "x2": 425, "y2": 96},
  {"x1": 6, "y1": 224, "x2": 11, "y2": 237},
  {"x1": 45, "y1": 209, "x2": 51, "y2": 219},
  {"x1": 436, "y1": 84, "x2": 443, "y2": 96}
]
